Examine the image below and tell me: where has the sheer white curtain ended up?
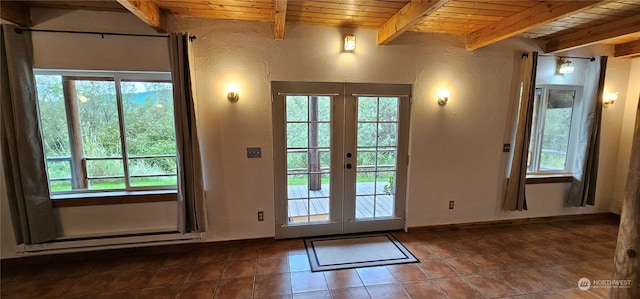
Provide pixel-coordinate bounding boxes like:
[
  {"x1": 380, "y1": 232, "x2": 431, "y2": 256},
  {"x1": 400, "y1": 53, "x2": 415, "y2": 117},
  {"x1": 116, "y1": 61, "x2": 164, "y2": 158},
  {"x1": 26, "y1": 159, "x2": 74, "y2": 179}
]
[
  {"x1": 1, "y1": 25, "x2": 57, "y2": 244},
  {"x1": 503, "y1": 52, "x2": 538, "y2": 211},
  {"x1": 169, "y1": 33, "x2": 207, "y2": 233},
  {"x1": 568, "y1": 56, "x2": 607, "y2": 206}
]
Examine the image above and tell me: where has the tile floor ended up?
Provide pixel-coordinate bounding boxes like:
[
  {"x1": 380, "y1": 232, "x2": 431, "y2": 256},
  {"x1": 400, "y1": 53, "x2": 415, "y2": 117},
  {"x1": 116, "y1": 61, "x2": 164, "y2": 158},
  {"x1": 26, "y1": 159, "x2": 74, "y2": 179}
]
[{"x1": 1, "y1": 217, "x2": 620, "y2": 299}]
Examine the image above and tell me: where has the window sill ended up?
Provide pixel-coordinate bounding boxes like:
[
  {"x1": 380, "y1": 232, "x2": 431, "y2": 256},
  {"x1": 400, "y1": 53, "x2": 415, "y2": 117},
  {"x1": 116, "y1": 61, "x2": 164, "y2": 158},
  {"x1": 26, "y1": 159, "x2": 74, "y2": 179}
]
[
  {"x1": 526, "y1": 174, "x2": 573, "y2": 184},
  {"x1": 51, "y1": 190, "x2": 178, "y2": 208}
]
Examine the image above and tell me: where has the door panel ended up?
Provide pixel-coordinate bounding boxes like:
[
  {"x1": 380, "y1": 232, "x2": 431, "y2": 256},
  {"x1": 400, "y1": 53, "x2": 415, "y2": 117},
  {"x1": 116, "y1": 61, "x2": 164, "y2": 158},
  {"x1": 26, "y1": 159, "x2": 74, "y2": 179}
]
[
  {"x1": 342, "y1": 83, "x2": 411, "y2": 234},
  {"x1": 273, "y1": 82, "x2": 410, "y2": 238}
]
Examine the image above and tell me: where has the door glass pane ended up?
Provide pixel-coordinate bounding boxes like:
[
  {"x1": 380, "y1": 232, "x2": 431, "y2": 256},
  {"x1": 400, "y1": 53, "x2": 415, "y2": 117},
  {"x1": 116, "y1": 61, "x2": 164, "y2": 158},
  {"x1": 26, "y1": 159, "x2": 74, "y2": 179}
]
[
  {"x1": 377, "y1": 149, "x2": 397, "y2": 169},
  {"x1": 357, "y1": 123, "x2": 377, "y2": 146},
  {"x1": 379, "y1": 97, "x2": 398, "y2": 121},
  {"x1": 317, "y1": 123, "x2": 331, "y2": 147},
  {"x1": 287, "y1": 174, "x2": 308, "y2": 199},
  {"x1": 540, "y1": 89, "x2": 575, "y2": 171},
  {"x1": 286, "y1": 95, "x2": 331, "y2": 224},
  {"x1": 356, "y1": 172, "x2": 375, "y2": 196},
  {"x1": 317, "y1": 97, "x2": 331, "y2": 121},
  {"x1": 377, "y1": 123, "x2": 397, "y2": 146},
  {"x1": 375, "y1": 194, "x2": 394, "y2": 218},
  {"x1": 357, "y1": 97, "x2": 377, "y2": 121},
  {"x1": 287, "y1": 96, "x2": 308, "y2": 121},
  {"x1": 287, "y1": 123, "x2": 308, "y2": 148},
  {"x1": 288, "y1": 150, "x2": 308, "y2": 172},
  {"x1": 357, "y1": 150, "x2": 376, "y2": 171},
  {"x1": 355, "y1": 96, "x2": 400, "y2": 220}
]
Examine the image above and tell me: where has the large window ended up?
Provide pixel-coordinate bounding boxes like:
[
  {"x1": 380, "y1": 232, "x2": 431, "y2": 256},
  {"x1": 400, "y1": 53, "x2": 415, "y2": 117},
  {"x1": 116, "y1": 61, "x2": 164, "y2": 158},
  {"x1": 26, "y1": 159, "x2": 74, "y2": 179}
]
[
  {"x1": 527, "y1": 85, "x2": 581, "y2": 174},
  {"x1": 35, "y1": 70, "x2": 177, "y2": 193}
]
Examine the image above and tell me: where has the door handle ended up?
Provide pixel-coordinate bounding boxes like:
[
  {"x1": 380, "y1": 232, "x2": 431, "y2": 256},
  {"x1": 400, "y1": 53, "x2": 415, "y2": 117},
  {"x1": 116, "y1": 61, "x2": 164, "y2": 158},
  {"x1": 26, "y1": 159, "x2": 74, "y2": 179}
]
[{"x1": 345, "y1": 163, "x2": 352, "y2": 169}]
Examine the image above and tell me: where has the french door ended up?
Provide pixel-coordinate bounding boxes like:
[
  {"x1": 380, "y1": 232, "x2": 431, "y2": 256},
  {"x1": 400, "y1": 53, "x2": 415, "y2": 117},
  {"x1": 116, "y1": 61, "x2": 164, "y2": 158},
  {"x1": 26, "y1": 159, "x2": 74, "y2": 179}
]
[{"x1": 272, "y1": 82, "x2": 411, "y2": 239}]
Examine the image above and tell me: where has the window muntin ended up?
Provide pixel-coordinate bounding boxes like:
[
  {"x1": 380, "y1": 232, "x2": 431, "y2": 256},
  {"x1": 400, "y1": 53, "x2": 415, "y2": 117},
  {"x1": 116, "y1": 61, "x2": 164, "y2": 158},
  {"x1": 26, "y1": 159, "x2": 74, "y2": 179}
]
[
  {"x1": 35, "y1": 70, "x2": 177, "y2": 194},
  {"x1": 527, "y1": 86, "x2": 581, "y2": 174}
]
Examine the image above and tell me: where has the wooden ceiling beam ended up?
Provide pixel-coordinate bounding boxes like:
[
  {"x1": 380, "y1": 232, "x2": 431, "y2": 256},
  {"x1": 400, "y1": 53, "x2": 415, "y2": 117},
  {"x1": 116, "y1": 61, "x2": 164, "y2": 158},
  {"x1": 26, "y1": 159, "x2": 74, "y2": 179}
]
[
  {"x1": 377, "y1": 0, "x2": 450, "y2": 45},
  {"x1": 615, "y1": 40, "x2": 640, "y2": 58},
  {"x1": 466, "y1": 1, "x2": 601, "y2": 51},
  {"x1": 116, "y1": 0, "x2": 167, "y2": 33},
  {"x1": 274, "y1": 0, "x2": 287, "y2": 40},
  {"x1": 545, "y1": 14, "x2": 640, "y2": 53},
  {"x1": 1, "y1": 1, "x2": 32, "y2": 27}
]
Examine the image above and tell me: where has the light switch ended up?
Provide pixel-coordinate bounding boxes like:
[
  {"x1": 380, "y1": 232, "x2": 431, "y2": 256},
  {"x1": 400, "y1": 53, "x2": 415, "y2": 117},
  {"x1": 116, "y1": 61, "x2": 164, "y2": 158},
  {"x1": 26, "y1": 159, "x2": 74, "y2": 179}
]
[
  {"x1": 247, "y1": 147, "x2": 261, "y2": 158},
  {"x1": 503, "y1": 144, "x2": 511, "y2": 153}
]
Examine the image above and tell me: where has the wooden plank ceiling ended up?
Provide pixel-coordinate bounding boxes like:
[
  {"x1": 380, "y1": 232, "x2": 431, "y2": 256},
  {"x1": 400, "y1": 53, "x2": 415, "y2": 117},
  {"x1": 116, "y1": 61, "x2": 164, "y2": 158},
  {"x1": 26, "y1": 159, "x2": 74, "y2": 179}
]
[{"x1": 2, "y1": 0, "x2": 640, "y2": 57}]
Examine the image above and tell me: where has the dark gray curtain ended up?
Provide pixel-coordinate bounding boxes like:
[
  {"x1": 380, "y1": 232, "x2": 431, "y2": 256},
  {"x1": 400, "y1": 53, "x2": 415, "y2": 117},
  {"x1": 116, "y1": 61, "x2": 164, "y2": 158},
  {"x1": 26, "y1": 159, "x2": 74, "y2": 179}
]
[
  {"x1": 503, "y1": 52, "x2": 538, "y2": 211},
  {"x1": 1, "y1": 25, "x2": 57, "y2": 244},
  {"x1": 169, "y1": 33, "x2": 206, "y2": 233},
  {"x1": 568, "y1": 56, "x2": 607, "y2": 206}
]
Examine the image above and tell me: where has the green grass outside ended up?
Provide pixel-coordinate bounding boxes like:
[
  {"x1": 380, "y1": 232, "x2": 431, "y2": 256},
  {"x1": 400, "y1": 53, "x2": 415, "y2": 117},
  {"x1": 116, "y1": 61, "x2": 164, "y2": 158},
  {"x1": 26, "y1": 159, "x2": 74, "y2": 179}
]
[{"x1": 50, "y1": 178, "x2": 177, "y2": 192}]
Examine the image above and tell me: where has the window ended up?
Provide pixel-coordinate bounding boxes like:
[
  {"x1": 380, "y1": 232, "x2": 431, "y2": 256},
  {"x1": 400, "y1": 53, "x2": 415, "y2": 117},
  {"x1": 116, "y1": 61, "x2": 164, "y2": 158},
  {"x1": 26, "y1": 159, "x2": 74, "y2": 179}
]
[
  {"x1": 35, "y1": 70, "x2": 177, "y2": 193},
  {"x1": 527, "y1": 85, "x2": 582, "y2": 174}
]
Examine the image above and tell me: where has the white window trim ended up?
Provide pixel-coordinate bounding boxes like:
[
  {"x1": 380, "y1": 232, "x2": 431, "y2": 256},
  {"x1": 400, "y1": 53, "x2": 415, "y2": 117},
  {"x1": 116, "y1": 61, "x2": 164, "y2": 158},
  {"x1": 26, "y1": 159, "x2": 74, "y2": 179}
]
[
  {"x1": 528, "y1": 85, "x2": 583, "y2": 175},
  {"x1": 34, "y1": 69, "x2": 177, "y2": 196}
]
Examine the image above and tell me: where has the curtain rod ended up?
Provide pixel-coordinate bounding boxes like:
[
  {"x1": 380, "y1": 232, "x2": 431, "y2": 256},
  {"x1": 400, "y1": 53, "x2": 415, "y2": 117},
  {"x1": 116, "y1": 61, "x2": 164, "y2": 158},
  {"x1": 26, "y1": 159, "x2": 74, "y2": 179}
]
[
  {"x1": 539, "y1": 54, "x2": 596, "y2": 61},
  {"x1": 14, "y1": 27, "x2": 170, "y2": 38}
]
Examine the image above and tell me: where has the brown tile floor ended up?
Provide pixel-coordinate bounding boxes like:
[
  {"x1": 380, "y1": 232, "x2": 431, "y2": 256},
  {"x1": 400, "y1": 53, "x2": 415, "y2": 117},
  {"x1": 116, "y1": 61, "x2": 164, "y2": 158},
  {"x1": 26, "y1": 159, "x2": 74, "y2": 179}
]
[{"x1": 1, "y1": 217, "x2": 620, "y2": 298}]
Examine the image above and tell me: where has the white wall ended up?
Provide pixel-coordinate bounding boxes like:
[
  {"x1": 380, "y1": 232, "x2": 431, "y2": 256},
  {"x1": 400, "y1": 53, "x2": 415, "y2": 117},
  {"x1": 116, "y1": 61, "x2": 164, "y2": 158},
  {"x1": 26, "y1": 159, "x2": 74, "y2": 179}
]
[
  {"x1": 169, "y1": 15, "x2": 628, "y2": 235},
  {"x1": 1, "y1": 10, "x2": 636, "y2": 258},
  {"x1": 31, "y1": 9, "x2": 170, "y2": 71},
  {"x1": 611, "y1": 58, "x2": 640, "y2": 213}
]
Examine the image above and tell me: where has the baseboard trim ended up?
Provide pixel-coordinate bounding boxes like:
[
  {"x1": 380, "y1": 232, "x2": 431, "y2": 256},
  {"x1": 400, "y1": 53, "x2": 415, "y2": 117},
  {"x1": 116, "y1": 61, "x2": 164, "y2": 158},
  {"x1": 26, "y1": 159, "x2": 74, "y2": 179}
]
[
  {"x1": 407, "y1": 212, "x2": 619, "y2": 233},
  {"x1": 3, "y1": 213, "x2": 619, "y2": 265}
]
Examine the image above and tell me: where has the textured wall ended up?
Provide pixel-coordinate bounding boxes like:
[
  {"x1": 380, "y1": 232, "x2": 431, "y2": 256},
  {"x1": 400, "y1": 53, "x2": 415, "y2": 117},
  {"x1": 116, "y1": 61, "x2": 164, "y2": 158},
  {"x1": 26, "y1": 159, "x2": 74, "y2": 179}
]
[
  {"x1": 169, "y1": 16, "x2": 630, "y2": 239},
  {"x1": 612, "y1": 59, "x2": 640, "y2": 213}
]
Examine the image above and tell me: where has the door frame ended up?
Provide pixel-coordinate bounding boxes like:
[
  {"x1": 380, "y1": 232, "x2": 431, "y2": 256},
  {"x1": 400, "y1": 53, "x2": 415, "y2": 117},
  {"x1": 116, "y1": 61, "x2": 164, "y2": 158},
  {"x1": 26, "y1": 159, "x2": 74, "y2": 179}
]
[{"x1": 272, "y1": 81, "x2": 411, "y2": 239}]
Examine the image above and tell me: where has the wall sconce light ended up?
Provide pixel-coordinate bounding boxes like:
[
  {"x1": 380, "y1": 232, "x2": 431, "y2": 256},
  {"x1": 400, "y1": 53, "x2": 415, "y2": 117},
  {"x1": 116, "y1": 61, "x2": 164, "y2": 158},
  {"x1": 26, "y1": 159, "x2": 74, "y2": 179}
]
[
  {"x1": 557, "y1": 58, "x2": 574, "y2": 75},
  {"x1": 603, "y1": 92, "x2": 618, "y2": 107},
  {"x1": 344, "y1": 34, "x2": 356, "y2": 51},
  {"x1": 438, "y1": 90, "x2": 450, "y2": 106},
  {"x1": 227, "y1": 84, "x2": 239, "y2": 102}
]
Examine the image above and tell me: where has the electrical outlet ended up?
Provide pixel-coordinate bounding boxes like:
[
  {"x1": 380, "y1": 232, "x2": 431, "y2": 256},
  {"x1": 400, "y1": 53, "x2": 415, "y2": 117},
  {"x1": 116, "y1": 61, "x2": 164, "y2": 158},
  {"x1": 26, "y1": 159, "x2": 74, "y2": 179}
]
[
  {"x1": 247, "y1": 147, "x2": 262, "y2": 158},
  {"x1": 258, "y1": 211, "x2": 264, "y2": 221},
  {"x1": 449, "y1": 201, "x2": 454, "y2": 209},
  {"x1": 503, "y1": 143, "x2": 511, "y2": 152}
]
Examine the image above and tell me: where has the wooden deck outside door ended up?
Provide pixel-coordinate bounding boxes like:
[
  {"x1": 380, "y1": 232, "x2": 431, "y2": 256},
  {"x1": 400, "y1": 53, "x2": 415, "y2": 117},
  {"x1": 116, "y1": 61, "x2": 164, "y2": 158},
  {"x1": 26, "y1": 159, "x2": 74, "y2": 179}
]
[{"x1": 272, "y1": 82, "x2": 411, "y2": 239}]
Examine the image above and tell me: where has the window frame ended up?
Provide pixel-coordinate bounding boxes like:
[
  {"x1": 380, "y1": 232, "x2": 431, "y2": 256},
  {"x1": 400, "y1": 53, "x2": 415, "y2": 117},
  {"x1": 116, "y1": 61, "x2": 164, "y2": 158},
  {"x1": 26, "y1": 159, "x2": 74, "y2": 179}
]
[
  {"x1": 527, "y1": 84, "x2": 583, "y2": 175},
  {"x1": 34, "y1": 69, "x2": 178, "y2": 196}
]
